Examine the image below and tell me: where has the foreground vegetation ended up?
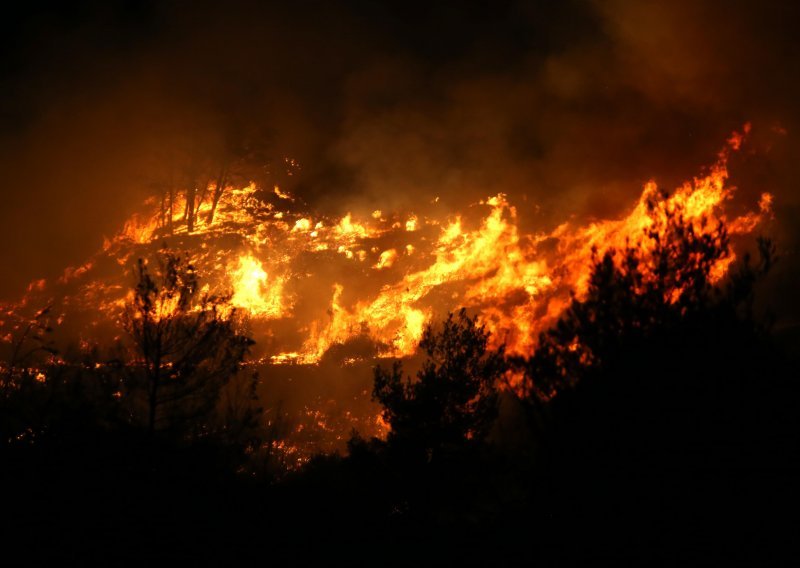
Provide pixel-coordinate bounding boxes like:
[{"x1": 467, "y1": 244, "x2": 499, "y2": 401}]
[{"x1": 2, "y1": 207, "x2": 797, "y2": 564}]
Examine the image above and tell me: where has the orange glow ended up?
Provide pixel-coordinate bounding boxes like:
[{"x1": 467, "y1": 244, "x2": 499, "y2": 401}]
[
  {"x1": 0, "y1": 123, "x2": 775, "y2": 465},
  {"x1": 230, "y1": 254, "x2": 288, "y2": 318},
  {"x1": 7, "y1": 126, "x2": 772, "y2": 369}
]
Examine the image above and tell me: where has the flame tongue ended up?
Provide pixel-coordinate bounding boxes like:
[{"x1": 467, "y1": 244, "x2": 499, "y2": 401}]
[
  {"x1": 0, "y1": 125, "x2": 774, "y2": 466},
  {"x1": 269, "y1": 125, "x2": 770, "y2": 362},
  {"x1": 230, "y1": 254, "x2": 287, "y2": 318},
  {"x1": 10, "y1": 125, "x2": 771, "y2": 367}
]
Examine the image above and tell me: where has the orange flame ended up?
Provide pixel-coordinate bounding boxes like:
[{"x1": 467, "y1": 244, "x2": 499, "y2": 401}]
[
  {"x1": 230, "y1": 254, "x2": 288, "y2": 318},
  {"x1": 15, "y1": 124, "x2": 771, "y2": 369}
]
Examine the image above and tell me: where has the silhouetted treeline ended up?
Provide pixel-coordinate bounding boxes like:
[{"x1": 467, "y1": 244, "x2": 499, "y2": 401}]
[
  {"x1": 278, "y1": 203, "x2": 798, "y2": 563},
  {"x1": 2, "y1": 206, "x2": 798, "y2": 564}
]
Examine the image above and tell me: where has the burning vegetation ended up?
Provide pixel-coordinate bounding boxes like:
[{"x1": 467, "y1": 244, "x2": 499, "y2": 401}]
[
  {"x1": 1, "y1": 123, "x2": 795, "y2": 564},
  {"x1": 4, "y1": 1, "x2": 800, "y2": 562},
  {"x1": 98, "y1": 125, "x2": 770, "y2": 365},
  {"x1": 0, "y1": 125, "x2": 775, "y2": 464}
]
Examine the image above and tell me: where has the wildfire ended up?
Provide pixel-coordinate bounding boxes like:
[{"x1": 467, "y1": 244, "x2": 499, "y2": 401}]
[
  {"x1": 263, "y1": 125, "x2": 769, "y2": 362},
  {"x1": 0, "y1": 125, "x2": 773, "y2": 462},
  {"x1": 10, "y1": 124, "x2": 772, "y2": 366},
  {"x1": 229, "y1": 254, "x2": 287, "y2": 318}
]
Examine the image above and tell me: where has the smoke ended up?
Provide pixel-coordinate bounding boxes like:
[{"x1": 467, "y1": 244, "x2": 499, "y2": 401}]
[{"x1": 1, "y1": 0, "x2": 799, "y2": 314}]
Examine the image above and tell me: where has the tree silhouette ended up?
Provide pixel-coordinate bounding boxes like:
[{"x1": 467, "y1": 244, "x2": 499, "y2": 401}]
[
  {"x1": 373, "y1": 309, "x2": 507, "y2": 461},
  {"x1": 518, "y1": 193, "x2": 766, "y2": 400},
  {"x1": 121, "y1": 250, "x2": 254, "y2": 437},
  {"x1": 513, "y1": 194, "x2": 794, "y2": 560},
  {"x1": 0, "y1": 304, "x2": 63, "y2": 446},
  {"x1": 1, "y1": 304, "x2": 57, "y2": 388}
]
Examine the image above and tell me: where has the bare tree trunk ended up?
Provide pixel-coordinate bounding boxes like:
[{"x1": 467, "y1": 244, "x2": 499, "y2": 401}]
[
  {"x1": 206, "y1": 163, "x2": 228, "y2": 225},
  {"x1": 168, "y1": 161, "x2": 175, "y2": 235},
  {"x1": 160, "y1": 189, "x2": 166, "y2": 229},
  {"x1": 185, "y1": 182, "x2": 196, "y2": 233},
  {"x1": 194, "y1": 177, "x2": 212, "y2": 221},
  {"x1": 184, "y1": 145, "x2": 200, "y2": 233}
]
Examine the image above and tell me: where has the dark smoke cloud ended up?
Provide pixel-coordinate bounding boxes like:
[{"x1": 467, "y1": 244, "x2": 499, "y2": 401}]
[{"x1": 1, "y1": 0, "x2": 799, "y2": 324}]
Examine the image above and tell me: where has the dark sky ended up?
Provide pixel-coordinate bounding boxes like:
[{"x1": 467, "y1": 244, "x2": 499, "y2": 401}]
[{"x1": 1, "y1": 0, "x2": 799, "y2": 308}]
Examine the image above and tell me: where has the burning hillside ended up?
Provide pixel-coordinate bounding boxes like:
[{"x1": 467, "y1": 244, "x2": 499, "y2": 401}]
[
  {"x1": 4, "y1": 4, "x2": 799, "y2": 562},
  {"x1": 0, "y1": 125, "x2": 773, "y2": 461}
]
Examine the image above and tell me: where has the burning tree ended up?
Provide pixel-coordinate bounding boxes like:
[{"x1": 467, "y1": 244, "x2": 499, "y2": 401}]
[
  {"x1": 373, "y1": 309, "x2": 507, "y2": 461},
  {"x1": 147, "y1": 126, "x2": 299, "y2": 236},
  {"x1": 512, "y1": 193, "x2": 790, "y2": 552},
  {"x1": 121, "y1": 251, "x2": 255, "y2": 437},
  {"x1": 518, "y1": 191, "x2": 775, "y2": 401}
]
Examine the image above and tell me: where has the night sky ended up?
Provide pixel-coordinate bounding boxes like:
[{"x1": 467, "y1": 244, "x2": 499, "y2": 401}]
[{"x1": 2, "y1": 0, "x2": 799, "y2": 325}]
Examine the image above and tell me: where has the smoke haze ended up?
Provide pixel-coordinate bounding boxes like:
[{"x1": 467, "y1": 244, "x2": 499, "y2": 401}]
[{"x1": 1, "y1": 0, "x2": 799, "y2": 321}]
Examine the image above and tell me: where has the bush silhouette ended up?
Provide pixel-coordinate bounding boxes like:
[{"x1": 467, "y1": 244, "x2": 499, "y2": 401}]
[{"x1": 373, "y1": 309, "x2": 507, "y2": 462}]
